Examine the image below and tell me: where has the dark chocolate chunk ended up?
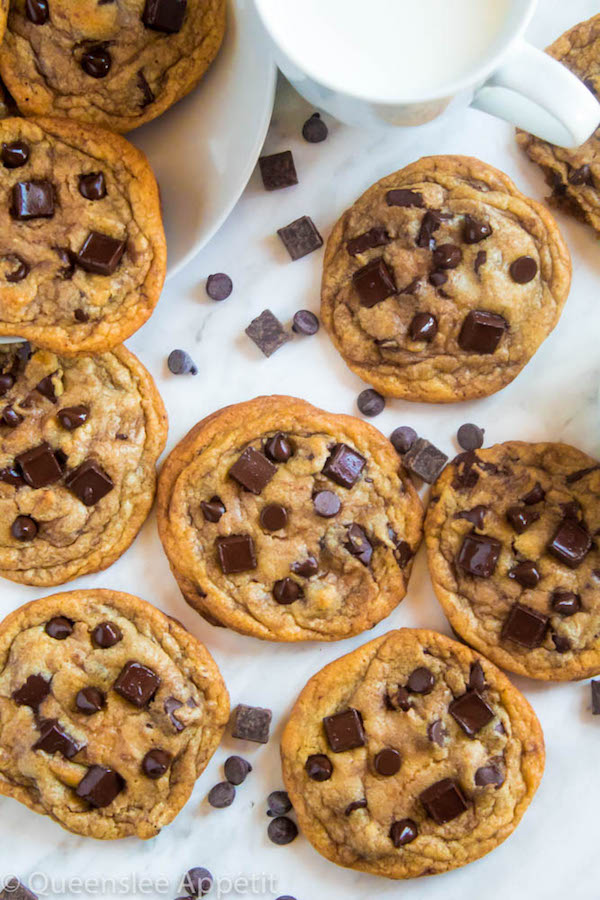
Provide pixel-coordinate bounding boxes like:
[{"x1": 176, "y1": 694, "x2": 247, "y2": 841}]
[
  {"x1": 232, "y1": 704, "x2": 272, "y2": 743},
  {"x1": 407, "y1": 666, "x2": 434, "y2": 694},
  {"x1": 12, "y1": 673, "x2": 50, "y2": 708},
  {"x1": 208, "y1": 781, "x2": 235, "y2": 808},
  {"x1": 11, "y1": 181, "x2": 54, "y2": 219},
  {"x1": 224, "y1": 755, "x2": 252, "y2": 785},
  {"x1": 267, "y1": 816, "x2": 298, "y2": 845},
  {"x1": 81, "y1": 45, "x2": 112, "y2": 78},
  {"x1": 387, "y1": 685, "x2": 411, "y2": 712},
  {"x1": 0, "y1": 880, "x2": 37, "y2": 900},
  {"x1": 230, "y1": 447, "x2": 276, "y2": 494},
  {"x1": 345, "y1": 799, "x2": 368, "y2": 815},
  {"x1": 551, "y1": 591, "x2": 580, "y2": 616},
  {"x1": 323, "y1": 708, "x2": 365, "y2": 753},
  {"x1": 403, "y1": 438, "x2": 448, "y2": 483},
  {"x1": 552, "y1": 632, "x2": 571, "y2": 653},
  {"x1": 0, "y1": 464, "x2": 25, "y2": 486},
  {"x1": 390, "y1": 426, "x2": 417, "y2": 454},
  {"x1": 138, "y1": 70, "x2": 155, "y2": 107},
  {"x1": 273, "y1": 578, "x2": 303, "y2": 605},
  {"x1": 469, "y1": 660, "x2": 487, "y2": 693},
  {"x1": 374, "y1": 748, "x2": 401, "y2": 776},
  {"x1": 260, "y1": 503, "x2": 287, "y2": 531},
  {"x1": 76, "y1": 686, "x2": 105, "y2": 715},
  {"x1": 113, "y1": 661, "x2": 160, "y2": 707},
  {"x1": 420, "y1": 778, "x2": 468, "y2": 824},
  {"x1": 267, "y1": 790, "x2": 292, "y2": 817},
  {"x1": 76, "y1": 765, "x2": 125, "y2": 808},
  {"x1": 199, "y1": 492, "x2": 224, "y2": 522},
  {"x1": 522, "y1": 482, "x2": 545, "y2": 505},
  {"x1": 428, "y1": 269, "x2": 447, "y2": 287},
  {"x1": 206, "y1": 272, "x2": 233, "y2": 301},
  {"x1": 0, "y1": 373, "x2": 14, "y2": 395},
  {"x1": 474, "y1": 250, "x2": 487, "y2": 274},
  {"x1": 245, "y1": 309, "x2": 291, "y2": 356},
  {"x1": 386, "y1": 189, "x2": 424, "y2": 208},
  {"x1": 305, "y1": 754, "x2": 332, "y2": 781},
  {"x1": 264, "y1": 432, "x2": 293, "y2": 462},
  {"x1": 45, "y1": 616, "x2": 73, "y2": 640},
  {"x1": 141, "y1": 748, "x2": 172, "y2": 779},
  {"x1": 568, "y1": 164, "x2": 594, "y2": 186},
  {"x1": 428, "y1": 719, "x2": 446, "y2": 746},
  {"x1": 457, "y1": 533, "x2": 501, "y2": 577},
  {"x1": 33, "y1": 718, "x2": 82, "y2": 758},
  {"x1": 91, "y1": 621, "x2": 122, "y2": 648},
  {"x1": 417, "y1": 210, "x2": 441, "y2": 248},
  {"x1": 216, "y1": 534, "x2": 257, "y2": 574},
  {"x1": 16, "y1": 442, "x2": 62, "y2": 488},
  {"x1": 313, "y1": 490, "x2": 341, "y2": 518},
  {"x1": 345, "y1": 524, "x2": 373, "y2": 566},
  {"x1": 392, "y1": 537, "x2": 413, "y2": 568},
  {"x1": 547, "y1": 517, "x2": 591, "y2": 568},
  {"x1": 167, "y1": 349, "x2": 197, "y2": 375},
  {"x1": 65, "y1": 459, "x2": 113, "y2": 506},
  {"x1": 11, "y1": 515, "x2": 38, "y2": 541},
  {"x1": 347, "y1": 227, "x2": 390, "y2": 256},
  {"x1": 277, "y1": 216, "x2": 323, "y2": 260},
  {"x1": 2, "y1": 406, "x2": 23, "y2": 427},
  {"x1": 357, "y1": 388, "x2": 385, "y2": 416},
  {"x1": 182, "y1": 868, "x2": 213, "y2": 898},
  {"x1": 292, "y1": 309, "x2": 319, "y2": 335},
  {"x1": 457, "y1": 423, "x2": 484, "y2": 451},
  {"x1": 302, "y1": 112, "x2": 328, "y2": 143},
  {"x1": 143, "y1": 0, "x2": 187, "y2": 32},
  {"x1": 566, "y1": 465, "x2": 600, "y2": 484},
  {"x1": 164, "y1": 696, "x2": 185, "y2": 731},
  {"x1": 390, "y1": 818, "x2": 418, "y2": 846},
  {"x1": 509, "y1": 256, "x2": 537, "y2": 284},
  {"x1": 507, "y1": 506, "x2": 539, "y2": 534},
  {"x1": 475, "y1": 764, "x2": 504, "y2": 787},
  {"x1": 76, "y1": 231, "x2": 126, "y2": 275},
  {"x1": 463, "y1": 215, "x2": 492, "y2": 244},
  {"x1": 291, "y1": 555, "x2": 319, "y2": 577},
  {"x1": 34, "y1": 374, "x2": 56, "y2": 402},
  {"x1": 259, "y1": 150, "x2": 298, "y2": 191},
  {"x1": 458, "y1": 310, "x2": 507, "y2": 353},
  {"x1": 432, "y1": 243, "x2": 462, "y2": 269},
  {"x1": 57, "y1": 405, "x2": 89, "y2": 430},
  {"x1": 509, "y1": 559, "x2": 541, "y2": 588},
  {"x1": 2, "y1": 140, "x2": 30, "y2": 168},
  {"x1": 4, "y1": 254, "x2": 29, "y2": 282},
  {"x1": 409, "y1": 312, "x2": 437, "y2": 342},
  {"x1": 322, "y1": 442, "x2": 365, "y2": 488},
  {"x1": 455, "y1": 506, "x2": 487, "y2": 530},
  {"x1": 591, "y1": 680, "x2": 600, "y2": 715},
  {"x1": 79, "y1": 172, "x2": 106, "y2": 201},
  {"x1": 502, "y1": 603, "x2": 548, "y2": 648},
  {"x1": 352, "y1": 257, "x2": 396, "y2": 307},
  {"x1": 449, "y1": 690, "x2": 494, "y2": 736}
]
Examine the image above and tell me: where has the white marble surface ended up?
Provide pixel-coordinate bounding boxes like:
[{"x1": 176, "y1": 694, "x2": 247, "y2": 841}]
[{"x1": 2, "y1": 1, "x2": 600, "y2": 898}]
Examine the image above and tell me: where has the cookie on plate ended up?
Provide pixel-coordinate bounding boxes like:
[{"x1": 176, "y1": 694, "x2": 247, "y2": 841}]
[
  {"x1": 281, "y1": 628, "x2": 544, "y2": 879},
  {"x1": 0, "y1": 340, "x2": 167, "y2": 586},
  {"x1": 157, "y1": 395, "x2": 424, "y2": 642},
  {"x1": 517, "y1": 14, "x2": 600, "y2": 235},
  {"x1": 321, "y1": 155, "x2": 571, "y2": 403},
  {"x1": 0, "y1": 0, "x2": 226, "y2": 133},
  {"x1": 425, "y1": 442, "x2": 600, "y2": 680},
  {"x1": 0, "y1": 116, "x2": 166, "y2": 353},
  {"x1": 0, "y1": 589, "x2": 229, "y2": 839}
]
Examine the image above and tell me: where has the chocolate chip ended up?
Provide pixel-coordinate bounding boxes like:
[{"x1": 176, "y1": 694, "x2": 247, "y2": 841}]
[
  {"x1": 26, "y1": 0, "x2": 49, "y2": 22},
  {"x1": 167, "y1": 349, "x2": 197, "y2": 375},
  {"x1": 345, "y1": 524, "x2": 373, "y2": 566},
  {"x1": 182, "y1": 868, "x2": 213, "y2": 898},
  {"x1": 57, "y1": 405, "x2": 89, "y2": 431},
  {"x1": 81, "y1": 45, "x2": 112, "y2": 78},
  {"x1": 592, "y1": 681, "x2": 600, "y2": 715},
  {"x1": 264, "y1": 432, "x2": 293, "y2": 462},
  {"x1": 139, "y1": 749, "x2": 172, "y2": 780},
  {"x1": 357, "y1": 388, "x2": 385, "y2": 417},
  {"x1": 469, "y1": 660, "x2": 487, "y2": 692},
  {"x1": 386, "y1": 189, "x2": 424, "y2": 208},
  {"x1": 390, "y1": 818, "x2": 418, "y2": 846},
  {"x1": 259, "y1": 150, "x2": 298, "y2": 191},
  {"x1": 509, "y1": 559, "x2": 541, "y2": 588},
  {"x1": 416, "y1": 210, "x2": 441, "y2": 248},
  {"x1": 91, "y1": 621, "x2": 122, "y2": 648},
  {"x1": 4, "y1": 254, "x2": 29, "y2": 282},
  {"x1": 245, "y1": 309, "x2": 291, "y2": 356},
  {"x1": 449, "y1": 690, "x2": 494, "y2": 736},
  {"x1": 455, "y1": 506, "x2": 487, "y2": 529},
  {"x1": 76, "y1": 765, "x2": 125, "y2": 808},
  {"x1": 11, "y1": 515, "x2": 38, "y2": 541},
  {"x1": 462, "y1": 215, "x2": 492, "y2": 244},
  {"x1": 323, "y1": 443, "x2": 365, "y2": 489},
  {"x1": 403, "y1": 438, "x2": 448, "y2": 483},
  {"x1": 301, "y1": 111, "x2": 328, "y2": 142},
  {"x1": 198, "y1": 497, "x2": 224, "y2": 524},
  {"x1": 552, "y1": 632, "x2": 571, "y2": 653},
  {"x1": 323, "y1": 708, "x2": 365, "y2": 753},
  {"x1": 224, "y1": 756, "x2": 252, "y2": 785},
  {"x1": 305, "y1": 754, "x2": 332, "y2": 781},
  {"x1": 164, "y1": 697, "x2": 185, "y2": 731},
  {"x1": 76, "y1": 231, "x2": 126, "y2": 275},
  {"x1": 45, "y1": 616, "x2": 73, "y2": 640},
  {"x1": 232, "y1": 704, "x2": 272, "y2": 743},
  {"x1": 427, "y1": 719, "x2": 446, "y2": 746},
  {"x1": 292, "y1": 309, "x2": 319, "y2": 335},
  {"x1": 502, "y1": 603, "x2": 548, "y2": 648},
  {"x1": 457, "y1": 533, "x2": 501, "y2": 577},
  {"x1": 12, "y1": 673, "x2": 50, "y2": 708},
  {"x1": 458, "y1": 310, "x2": 507, "y2": 353},
  {"x1": 0, "y1": 373, "x2": 14, "y2": 396},
  {"x1": 522, "y1": 482, "x2": 545, "y2": 505},
  {"x1": 420, "y1": 778, "x2": 468, "y2": 824},
  {"x1": 11, "y1": 181, "x2": 54, "y2": 219},
  {"x1": 352, "y1": 257, "x2": 396, "y2": 307},
  {"x1": 390, "y1": 426, "x2": 417, "y2": 454},
  {"x1": 74, "y1": 308, "x2": 89, "y2": 322},
  {"x1": 273, "y1": 577, "x2": 303, "y2": 605},
  {"x1": 2, "y1": 140, "x2": 30, "y2": 168},
  {"x1": 79, "y1": 172, "x2": 106, "y2": 201},
  {"x1": 475, "y1": 764, "x2": 504, "y2": 787},
  {"x1": 216, "y1": 534, "x2": 257, "y2": 574},
  {"x1": 113, "y1": 661, "x2": 160, "y2": 707},
  {"x1": 230, "y1": 447, "x2": 276, "y2": 494},
  {"x1": 432, "y1": 243, "x2": 462, "y2": 269},
  {"x1": 409, "y1": 312, "x2": 437, "y2": 342},
  {"x1": 291, "y1": 555, "x2": 318, "y2": 577},
  {"x1": 313, "y1": 490, "x2": 341, "y2": 518},
  {"x1": 568, "y1": 164, "x2": 594, "y2": 187},
  {"x1": 474, "y1": 250, "x2": 487, "y2": 274},
  {"x1": 33, "y1": 718, "x2": 82, "y2": 758},
  {"x1": 267, "y1": 816, "x2": 298, "y2": 845},
  {"x1": 206, "y1": 272, "x2": 233, "y2": 301},
  {"x1": 506, "y1": 506, "x2": 539, "y2": 534},
  {"x1": 1, "y1": 880, "x2": 37, "y2": 900},
  {"x1": 2, "y1": 406, "x2": 23, "y2": 427},
  {"x1": 509, "y1": 256, "x2": 537, "y2": 284},
  {"x1": 143, "y1": 0, "x2": 186, "y2": 32},
  {"x1": 267, "y1": 791, "x2": 292, "y2": 817},
  {"x1": 457, "y1": 423, "x2": 484, "y2": 451},
  {"x1": 347, "y1": 227, "x2": 390, "y2": 256},
  {"x1": 65, "y1": 459, "x2": 113, "y2": 506},
  {"x1": 16, "y1": 442, "x2": 62, "y2": 488},
  {"x1": 428, "y1": 270, "x2": 447, "y2": 287},
  {"x1": 138, "y1": 70, "x2": 155, "y2": 107},
  {"x1": 277, "y1": 216, "x2": 323, "y2": 260},
  {"x1": 407, "y1": 666, "x2": 434, "y2": 694},
  {"x1": 387, "y1": 686, "x2": 411, "y2": 711},
  {"x1": 76, "y1": 686, "x2": 105, "y2": 715},
  {"x1": 547, "y1": 517, "x2": 591, "y2": 568},
  {"x1": 551, "y1": 591, "x2": 580, "y2": 616},
  {"x1": 345, "y1": 799, "x2": 367, "y2": 815},
  {"x1": 0, "y1": 464, "x2": 24, "y2": 486},
  {"x1": 374, "y1": 748, "x2": 401, "y2": 776}
]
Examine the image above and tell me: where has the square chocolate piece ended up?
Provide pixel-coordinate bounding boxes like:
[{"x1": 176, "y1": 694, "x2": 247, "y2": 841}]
[
  {"x1": 0, "y1": 880, "x2": 38, "y2": 900},
  {"x1": 64, "y1": 459, "x2": 113, "y2": 506},
  {"x1": 403, "y1": 438, "x2": 448, "y2": 483},
  {"x1": 591, "y1": 681, "x2": 600, "y2": 715},
  {"x1": 232, "y1": 704, "x2": 272, "y2": 743},
  {"x1": 457, "y1": 533, "x2": 501, "y2": 577},
  {"x1": 323, "y1": 708, "x2": 365, "y2": 753},
  {"x1": 114, "y1": 661, "x2": 160, "y2": 707},
  {"x1": 386, "y1": 189, "x2": 424, "y2": 208},
  {"x1": 458, "y1": 310, "x2": 507, "y2": 353},
  {"x1": 16, "y1": 442, "x2": 62, "y2": 488},
  {"x1": 449, "y1": 690, "x2": 494, "y2": 737},
  {"x1": 352, "y1": 257, "x2": 397, "y2": 308},
  {"x1": 420, "y1": 778, "x2": 468, "y2": 824},
  {"x1": 142, "y1": 0, "x2": 187, "y2": 33},
  {"x1": 33, "y1": 718, "x2": 83, "y2": 758},
  {"x1": 11, "y1": 181, "x2": 55, "y2": 220},
  {"x1": 502, "y1": 603, "x2": 548, "y2": 648},
  {"x1": 76, "y1": 231, "x2": 126, "y2": 276},
  {"x1": 347, "y1": 227, "x2": 390, "y2": 256},
  {"x1": 245, "y1": 309, "x2": 291, "y2": 357},
  {"x1": 76, "y1": 765, "x2": 125, "y2": 808},
  {"x1": 229, "y1": 446, "x2": 276, "y2": 494},
  {"x1": 322, "y1": 443, "x2": 366, "y2": 489},
  {"x1": 547, "y1": 517, "x2": 591, "y2": 569},
  {"x1": 216, "y1": 534, "x2": 257, "y2": 574},
  {"x1": 277, "y1": 216, "x2": 323, "y2": 261},
  {"x1": 259, "y1": 150, "x2": 298, "y2": 191}
]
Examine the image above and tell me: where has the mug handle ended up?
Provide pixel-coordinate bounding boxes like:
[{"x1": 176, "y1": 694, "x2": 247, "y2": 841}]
[{"x1": 471, "y1": 40, "x2": 600, "y2": 148}]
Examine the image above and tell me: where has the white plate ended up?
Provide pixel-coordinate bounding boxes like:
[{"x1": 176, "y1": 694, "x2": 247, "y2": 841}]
[{"x1": 131, "y1": 0, "x2": 276, "y2": 280}]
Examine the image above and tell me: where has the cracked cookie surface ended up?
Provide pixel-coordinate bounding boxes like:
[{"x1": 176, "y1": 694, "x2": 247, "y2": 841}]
[
  {"x1": 0, "y1": 116, "x2": 166, "y2": 353},
  {"x1": 425, "y1": 442, "x2": 600, "y2": 680},
  {"x1": 157, "y1": 396, "x2": 424, "y2": 642},
  {"x1": 0, "y1": 340, "x2": 167, "y2": 586},
  {"x1": 0, "y1": 0, "x2": 226, "y2": 133},
  {"x1": 321, "y1": 155, "x2": 571, "y2": 403},
  {"x1": 281, "y1": 628, "x2": 544, "y2": 879},
  {"x1": 0, "y1": 589, "x2": 229, "y2": 839}
]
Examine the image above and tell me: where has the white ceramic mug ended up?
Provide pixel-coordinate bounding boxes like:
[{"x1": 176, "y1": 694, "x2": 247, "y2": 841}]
[{"x1": 253, "y1": 0, "x2": 600, "y2": 148}]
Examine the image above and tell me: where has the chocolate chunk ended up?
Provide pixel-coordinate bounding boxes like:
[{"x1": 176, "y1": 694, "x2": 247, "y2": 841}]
[
  {"x1": 45, "y1": 616, "x2": 73, "y2": 640},
  {"x1": 0, "y1": 880, "x2": 37, "y2": 900},
  {"x1": 76, "y1": 766, "x2": 125, "y2": 808},
  {"x1": 323, "y1": 443, "x2": 365, "y2": 488},
  {"x1": 11, "y1": 515, "x2": 38, "y2": 541},
  {"x1": 292, "y1": 309, "x2": 319, "y2": 335},
  {"x1": 206, "y1": 272, "x2": 233, "y2": 301},
  {"x1": 2, "y1": 406, "x2": 23, "y2": 427},
  {"x1": 4, "y1": 254, "x2": 29, "y2": 282},
  {"x1": 76, "y1": 686, "x2": 105, "y2": 715},
  {"x1": 33, "y1": 719, "x2": 82, "y2": 758},
  {"x1": 264, "y1": 432, "x2": 293, "y2": 462},
  {"x1": 57, "y1": 405, "x2": 89, "y2": 430},
  {"x1": 522, "y1": 482, "x2": 545, "y2": 505},
  {"x1": 113, "y1": 661, "x2": 160, "y2": 707},
  {"x1": 509, "y1": 560, "x2": 541, "y2": 588},
  {"x1": 73, "y1": 307, "x2": 88, "y2": 323},
  {"x1": 458, "y1": 310, "x2": 507, "y2": 353},
  {"x1": 232, "y1": 704, "x2": 272, "y2": 743},
  {"x1": 138, "y1": 70, "x2": 155, "y2": 107},
  {"x1": 167, "y1": 349, "x2": 197, "y2": 375},
  {"x1": 592, "y1": 681, "x2": 600, "y2": 715},
  {"x1": 2, "y1": 140, "x2": 30, "y2": 168},
  {"x1": 305, "y1": 754, "x2": 332, "y2": 781},
  {"x1": 291, "y1": 555, "x2": 318, "y2": 577},
  {"x1": 16, "y1": 442, "x2": 62, "y2": 488},
  {"x1": 427, "y1": 719, "x2": 446, "y2": 746},
  {"x1": 457, "y1": 533, "x2": 501, "y2": 577},
  {"x1": 449, "y1": 690, "x2": 494, "y2": 736},
  {"x1": 245, "y1": 309, "x2": 291, "y2": 356},
  {"x1": 390, "y1": 818, "x2": 418, "y2": 846},
  {"x1": 566, "y1": 465, "x2": 600, "y2": 484},
  {"x1": 469, "y1": 661, "x2": 487, "y2": 692},
  {"x1": 391, "y1": 535, "x2": 413, "y2": 568},
  {"x1": 390, "y1": 426, "x2": 417, "y2": 454},
  {"x1": 417, "y1": 210, "x2": 441, "y2": 248},
  {"x1": 510, "y1": 256, "x2": 538, "y2": 284},
  {"x1": 12, "y1": 181, "x2": 54, "y2": 219},
  {"x1": 200, "y1": 494, "x2": 225, "y2": 523},
  {"x1": 267, "y1": 816, "x2": 298, "y2": 845},
  {"x1": 91, "y1": 621, "x2": 122, "y2": 648},
  {"x1": 386, "y1": 189, "x2": 424, "y2": 208},
  {"x1": 357, "y1": 388, "x2": 385, "y2": 417},
  {"x1": 429, "y1": 270, "x2": 447, "y2": 287},
  {"x1": 0, "y1": 373, "x2": 14, "y2": 396},
  {"x1": 374, "y1": 748, "x2": 401, "y2": 776},
  {"x1": 259, "y1": 150, "x2": 298, "y2": 191},
  {"x1": 267, "y1": 790, "x2": 292, "y2": 817},
  {"x1": 142, "y1": 749, "x2": 172, "y2": 779},
  {"x1": 407, "y1": 666, "x2": 434, "y2": 694},
  {"x1": 463, "y1": 215, "x2": 492, "y2": 244},
  {"x1": 502, "y1": 603, "x2": 548, "y2": 648},
  {"x1": 420, "y1": 778, "x2": 468, "y2": 824},
  {"x1": 302, "y1": 112, "x2": 328, "y2": 143},
  {"x1": 216, "y1": 534, "x2": 257, "y2": 574},
  {"x1": 347, "y1": 227, "x2": 390, "y2": 256},
  {"x1": 409, "y1": 312, "x2": 437, "y2": 342},
  {"x1": 387, "y1": 685, "x2": 411, "y2": 712},
  {"x1": 79, "y1": 172, "x2": 106, "y2": 201},
  {"x1": 474, "y1": 250, "x2": 487, "y2": 274},
  {"x1": 457, "y1": 423, "x2": 484, "y2": 451},
  {"x1": 12, "y1": 673, "x2": 51, "y2": 708},
  {"x1": 552, "y1": 632, "x2": 571, "y2": 653},
  {"x1": 260, "y1": 503, "x2": 287, "y2": 531},
  {"x1": 34, "y1": 374, "x2": 56, "y2": 402},
  {"x1": 507, "y1": 506, "x2": 539, "y2": 534},
  {"x1": 230, "y1": 447, "x2": 276, "y2": 494},
  {"x1": 345, "y1": 799, "x2": 368, "y2": 815},
  {"x1": 277, "y1": 216, "x2": 323, "y2": 260},
  {"x1": 164, "y1": 697, "x2": 185, "y2": 731},
  {"x1": 26, "y1": 0, "x2": 49, "y2": 22},
  {"x1": 568, "y1": 164, "x2": 594, "y2": 186},
  {"x1": 403, "y1": 438, "x2": 448, "y2": 484},
  {"x1": 76, "y1": 231, "x2": 126, "y2": 275},
  {"x1": 455, "y1": 506, "x2": 487, "y2": 529},
  {"x1": 143, "y1": 0, "x2": 186, "y2": 32},
  {"x1": 273, "y1": 578, "x2": 303, "y2": 605},
  {"x1": 182, "y1": 868, "x2": 213, "y2": 898},
  {"x1": 323, "y1": 708, "x2": 365, "y2": 753},
  {"x1": 551, "y1": 591, "x2": 580, "y2": 616},
  {"x1": 65, "y1": 459, "x2": 113, "y2": 506},
  {"x1": 433, "y1": 243, "x2": 462, "y2": 270},
  {"x1": 0, "y1": 464, "x2": 25, "y2": 486},
  {"x1": 313, "y1": 490, "x2": 341, "y2": 518},
  {"x1": 81, "y1": 45, "x2": 112, "y2": 78},
  {"x1": 352, "y1": 257, "x2": 396, "y2": 307},
  {"x1": 345, "y1": 524, "x2": 373, "y2": 566},
  {"x1": 475, "y1": 764, "x2": 504, "y2": 787},
  {"x1": 224, "y1": 756, "x2": 252, "y2": 785},
  {"x1": 547, "y1": 517, "x2": 591, "y2": 568}
]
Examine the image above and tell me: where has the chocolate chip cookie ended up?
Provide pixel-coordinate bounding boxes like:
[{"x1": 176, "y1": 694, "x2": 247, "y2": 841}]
[
  {"x1": 157, "y1": 396, "x2": 424, "y2": 642},
  {"x1": 0, "y1": 340, "x2": 167, "y2": 586},
  {"x1": 321, "y1": 155, "x2": 571, "y2": 403},
  {"x1": 0, "y1": 1, "x2": 226, "y2": 133},
  {"x1": 281, "y1": 628, "x2": 544, "y2": 879},
  {"x1": 425, "y1": 442, "x2": 600, "y2": 680},
  {"x1": 517, "y1": 14, "x2": 600, "y2": 235},
  {"x1": 0, "y1": 589, "x2": 229, "y2": 839},
  {"x1": 0, "y1": 116, "x2": 166, "y2": 353}
]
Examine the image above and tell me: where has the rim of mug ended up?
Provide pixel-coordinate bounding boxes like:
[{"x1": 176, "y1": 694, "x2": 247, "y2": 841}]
[{"x1": 254, "y1": 0, "x2": 538, "y2": 107}]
